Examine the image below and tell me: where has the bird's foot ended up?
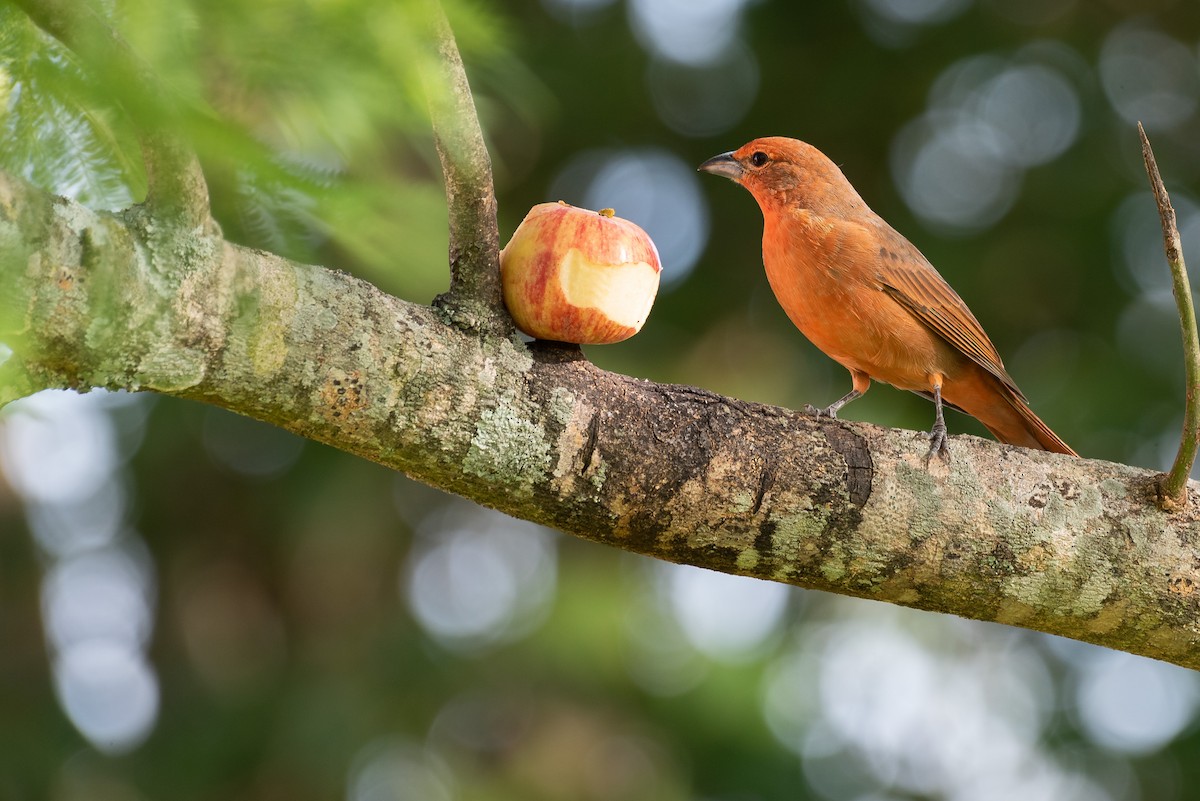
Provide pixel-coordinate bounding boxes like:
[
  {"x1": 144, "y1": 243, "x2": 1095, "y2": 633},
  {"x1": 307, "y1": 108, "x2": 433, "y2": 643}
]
[
  {"x1": 804, "y1": 403, "x2": 837, "y2": 419},
  {"x1": 926, "y1": 421, "x2": 950, "y2": 461}
]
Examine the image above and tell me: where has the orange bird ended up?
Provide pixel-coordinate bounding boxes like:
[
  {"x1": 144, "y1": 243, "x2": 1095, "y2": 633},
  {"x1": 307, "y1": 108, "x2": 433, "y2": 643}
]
[{"x1": 699, "y1": 137, "x2": 1075, "y2": 457}]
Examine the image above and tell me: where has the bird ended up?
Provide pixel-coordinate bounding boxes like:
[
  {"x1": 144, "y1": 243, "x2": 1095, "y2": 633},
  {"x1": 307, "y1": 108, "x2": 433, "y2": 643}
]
[{"x1": 699, "y1": 136, "x2": 1075, "y2": 457}]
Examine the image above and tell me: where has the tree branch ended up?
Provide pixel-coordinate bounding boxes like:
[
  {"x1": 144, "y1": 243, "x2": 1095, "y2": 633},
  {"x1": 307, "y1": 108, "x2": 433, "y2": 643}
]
[
  {"x1": 10, "y1": 0, "x2": 212, "y2": 228},
  {"x1": 0, "y1": 356, "x2": 42, "y2": 408},
  {"x1": 1139, "y1": 124, "x2": 1200, "y2": 511},
  {"x1": 3, "y1": 169, "x2": 1200, "y2": 669},
  {"x1": 421, "y1": 1, "x2": 507, "y2": 335}
]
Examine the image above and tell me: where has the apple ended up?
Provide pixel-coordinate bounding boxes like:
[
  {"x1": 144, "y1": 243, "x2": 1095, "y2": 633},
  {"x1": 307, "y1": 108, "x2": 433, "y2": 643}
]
[{"x1": 500, "y1": 202, "x2": 662, "y2": 344}]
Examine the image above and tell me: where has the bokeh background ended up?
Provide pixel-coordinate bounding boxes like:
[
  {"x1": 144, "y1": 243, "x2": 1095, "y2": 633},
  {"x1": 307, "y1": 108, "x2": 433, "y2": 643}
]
[{"x1": 3, "y1": 0, "x2": 1200, "y2": 798}]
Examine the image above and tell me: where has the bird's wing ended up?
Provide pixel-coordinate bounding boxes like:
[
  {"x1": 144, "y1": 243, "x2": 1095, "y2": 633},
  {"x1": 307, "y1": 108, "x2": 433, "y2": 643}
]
[{"x1": 873, "y1": 232, "x2": 1024, "y2": 398}]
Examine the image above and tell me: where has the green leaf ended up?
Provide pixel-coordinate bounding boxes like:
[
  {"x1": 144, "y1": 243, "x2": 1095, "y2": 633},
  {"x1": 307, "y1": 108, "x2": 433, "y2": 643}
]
[{"x1": 0, "y1": 6, "x2": 144, "y2": 209}]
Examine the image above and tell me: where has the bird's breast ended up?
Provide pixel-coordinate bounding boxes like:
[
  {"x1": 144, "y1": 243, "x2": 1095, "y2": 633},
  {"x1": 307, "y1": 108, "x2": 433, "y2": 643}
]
[{"x1": 761, "y1": 213, "x2": 951, "y2": 389}]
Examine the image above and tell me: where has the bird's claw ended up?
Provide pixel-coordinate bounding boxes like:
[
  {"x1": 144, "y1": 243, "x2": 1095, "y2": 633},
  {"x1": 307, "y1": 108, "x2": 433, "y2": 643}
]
[
  {"x1": 926, "y1": 423, "x2": 950, "y2": 461},
  {"x1": 804, "y1": 403, "x2": 837, "y2": 419}
]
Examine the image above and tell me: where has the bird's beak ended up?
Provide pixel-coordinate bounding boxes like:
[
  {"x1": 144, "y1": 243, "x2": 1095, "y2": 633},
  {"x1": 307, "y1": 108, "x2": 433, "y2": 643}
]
[{"x1": 698, "y1": 151, "x2": 744, "y2": 182}]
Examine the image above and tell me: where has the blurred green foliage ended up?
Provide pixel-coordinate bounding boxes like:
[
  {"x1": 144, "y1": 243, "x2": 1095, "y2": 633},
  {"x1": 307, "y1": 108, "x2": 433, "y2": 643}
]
[
  {"x1": 4, "y1": 1, "x2": 1200, "y2": 800},
  {"x1": 0, "y1": 6, "x2": 143, "y2": 207}
]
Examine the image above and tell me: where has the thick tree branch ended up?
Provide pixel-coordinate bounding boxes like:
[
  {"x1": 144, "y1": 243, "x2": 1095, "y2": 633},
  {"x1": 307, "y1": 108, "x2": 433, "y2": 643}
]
[
  {"x1": 3, "y1": 170, "x2": 1200, "y2": 670},
  {"x1": 421, "y1": 1, "x2": 507, "y2": 335},
  {"x1": 11, "y1": 0, "x2": 212, "y2": 228},
  {"x1": 1139, "y1": 124, "x2": 1200, "y2": 511}
]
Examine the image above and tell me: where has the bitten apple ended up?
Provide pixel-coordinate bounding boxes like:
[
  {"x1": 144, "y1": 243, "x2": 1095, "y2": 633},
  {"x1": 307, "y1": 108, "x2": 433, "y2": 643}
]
[{"x1": 500, "y1": 202, "x2": 662, "y2": 344}]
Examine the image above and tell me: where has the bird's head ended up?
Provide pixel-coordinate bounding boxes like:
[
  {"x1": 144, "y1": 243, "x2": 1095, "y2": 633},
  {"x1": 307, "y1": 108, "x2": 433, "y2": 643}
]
[{"x1": 698, "y1": 137, "x2": 867, "y2": 216}]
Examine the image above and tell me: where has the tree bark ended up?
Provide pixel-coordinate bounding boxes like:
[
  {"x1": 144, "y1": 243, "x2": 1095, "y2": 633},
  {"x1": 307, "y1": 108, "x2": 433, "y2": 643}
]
[{"x1": 3, "y1": 170, "x2": 1200, "y2": 670}]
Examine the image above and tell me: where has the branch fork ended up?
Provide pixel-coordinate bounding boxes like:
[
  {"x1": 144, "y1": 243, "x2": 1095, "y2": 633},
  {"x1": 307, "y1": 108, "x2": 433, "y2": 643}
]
[
  {"x1": 421, "y1": 1, "x2": 510, "y2": 337},
  {"x1": 7, "y1": 4, "x2": 1200, "y2": 670},
  {"x1": 1139, "y1": 123, "x2": 1200, "y2": 511}
]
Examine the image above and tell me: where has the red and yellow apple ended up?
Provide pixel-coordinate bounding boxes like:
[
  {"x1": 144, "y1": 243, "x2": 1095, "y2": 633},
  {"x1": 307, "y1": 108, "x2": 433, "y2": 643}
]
[{"x1": 500, "y1": 202, "x2": 662, "y2": 344}]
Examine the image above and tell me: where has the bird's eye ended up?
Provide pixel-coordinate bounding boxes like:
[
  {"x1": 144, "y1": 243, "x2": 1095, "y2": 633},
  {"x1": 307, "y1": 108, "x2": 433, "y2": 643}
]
[{"x1": 749, "y1": 151, "x2": 769, "y2": 167}]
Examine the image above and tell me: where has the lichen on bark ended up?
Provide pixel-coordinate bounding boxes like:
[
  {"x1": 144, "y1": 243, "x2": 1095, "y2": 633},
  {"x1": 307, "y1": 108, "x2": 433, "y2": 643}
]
[
  {"x1": 3, "y1": 3, "x2": 1200, "y2": 672},
  {"x1": 5, "y1": 166, "x2": 1200, "y2": 668}
]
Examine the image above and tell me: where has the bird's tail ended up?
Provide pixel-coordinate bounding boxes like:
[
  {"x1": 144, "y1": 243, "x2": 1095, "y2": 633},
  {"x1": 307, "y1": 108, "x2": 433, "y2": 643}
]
[
  {"x1": 944, "y1": 372, "x2": 1076, "y2": 456},
  {"x1": 981, "y1": 389, "x2": 1076, "y2": 456}
]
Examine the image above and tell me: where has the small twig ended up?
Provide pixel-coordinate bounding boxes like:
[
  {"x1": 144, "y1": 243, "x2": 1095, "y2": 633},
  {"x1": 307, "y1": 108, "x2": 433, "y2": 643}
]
[
  {"x1": 421, "y1": 0, "x2": 507, "y2": 335},
  {"x1": 11, "y1": 0, "x2": 212, "y2": 227},
  {"x1": 1139, "y1": 123, "x2": 1200, "y2": 511}
]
